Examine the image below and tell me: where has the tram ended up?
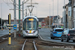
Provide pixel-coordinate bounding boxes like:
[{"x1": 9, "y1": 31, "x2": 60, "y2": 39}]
[{"x1": 22, "y1": 16, "x2": 39, "y2": 37}]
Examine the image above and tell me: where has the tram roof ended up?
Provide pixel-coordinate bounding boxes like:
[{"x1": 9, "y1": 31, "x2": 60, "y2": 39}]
[{"x1": 23, "y1": 16, "x2": 39, "y2": 21}]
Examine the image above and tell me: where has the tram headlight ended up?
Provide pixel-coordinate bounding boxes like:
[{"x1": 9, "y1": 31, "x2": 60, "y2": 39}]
[{"x1": 33, "y1": 31, "x2": 35, "y2": 33}]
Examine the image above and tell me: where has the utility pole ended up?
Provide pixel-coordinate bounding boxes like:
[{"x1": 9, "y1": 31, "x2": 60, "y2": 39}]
[
  {"x1": 14, "y1": 0, "x2": 16, "y2": 38},
  {"x1": 19, "y1": 0, "x2": 21, "y2": 33}
]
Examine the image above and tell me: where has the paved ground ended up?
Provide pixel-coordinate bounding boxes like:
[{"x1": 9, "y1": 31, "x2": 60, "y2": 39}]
[
  {"x1": 0, "y1": 28, "x2": 75, "y2": 50},
  {"x1": 39, "y1": 28, "x2": 75, "y2": 43},
  {"x1": 0, "y1": 35, "x2": 24, "y2": 50},
  {"x1": 0, "y1": 28, "x2": 18, "y2": 37}
]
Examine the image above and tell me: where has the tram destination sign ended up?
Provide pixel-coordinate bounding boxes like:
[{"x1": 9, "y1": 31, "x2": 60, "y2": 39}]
[{"x1": 28, "y1": 19, "x2": 34, "y2": 21}]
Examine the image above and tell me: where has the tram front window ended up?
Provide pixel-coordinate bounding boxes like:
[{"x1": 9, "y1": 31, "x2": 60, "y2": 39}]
[{"x1": 23, "y1": 18, "x2": 37, "y2": 30}]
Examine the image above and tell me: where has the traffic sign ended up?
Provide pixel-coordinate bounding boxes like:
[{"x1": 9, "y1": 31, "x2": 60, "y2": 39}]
[{"x1": 13, "y1": 25, "x2": 17, "y2": 30}]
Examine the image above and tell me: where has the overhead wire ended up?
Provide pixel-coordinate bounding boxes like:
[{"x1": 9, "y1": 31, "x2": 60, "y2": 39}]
[
  {"x1": 3, "y1": 0, "x2": 29, "y2": 10},
  {"x1": 3, "y1": 0, "x2": 13, "y2": 8}
]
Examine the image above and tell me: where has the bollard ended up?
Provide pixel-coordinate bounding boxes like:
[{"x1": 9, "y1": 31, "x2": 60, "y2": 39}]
[{"x1": 8, "y1": 14, "x2": 11, "y2": 45}]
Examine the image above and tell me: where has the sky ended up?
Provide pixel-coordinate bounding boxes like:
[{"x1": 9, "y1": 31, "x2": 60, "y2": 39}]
[{"x1": 0, "y1": 0, "x2": 69, "y2": 19}]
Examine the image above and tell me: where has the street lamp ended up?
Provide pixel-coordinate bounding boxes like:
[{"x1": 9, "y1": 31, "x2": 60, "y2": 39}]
[
  {"x1": 49, "y1": 4, "x2": 50, "y2": 28},
  {"x1": 63, "y1": 0, "x2": 66, "y2": 29},
  {"x1": 57, "y1": 0, "x2": 59, "y2": 28},
  {"x1": 1, "y1": 3, "x2": 2, "y2": 30},
  {"x1": 52, "y1": 0, "x2": 54, "y2": 24}
]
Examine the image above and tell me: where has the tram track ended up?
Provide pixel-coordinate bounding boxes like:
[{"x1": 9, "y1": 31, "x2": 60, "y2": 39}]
[
  {"x1": 22, "y1": 39, "x2": 37, "y2": 50},
  {"x1": 21, "y1": 37, "x2": 75, "y2": 50}
]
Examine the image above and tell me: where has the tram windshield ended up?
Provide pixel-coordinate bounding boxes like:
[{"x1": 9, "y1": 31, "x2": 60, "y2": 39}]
[{"x1": 23, "y1": 18, "x2": 38, "y2": 30}]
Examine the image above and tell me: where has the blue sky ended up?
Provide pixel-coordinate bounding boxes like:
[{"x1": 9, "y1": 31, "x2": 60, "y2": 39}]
[{"x1": 0, "y1": 0, "x2": 69, "y2": 19}]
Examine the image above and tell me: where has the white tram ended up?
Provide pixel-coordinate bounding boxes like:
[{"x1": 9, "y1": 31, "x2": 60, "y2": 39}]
[{"x1": 22, "y1": 16, "x2": 39, "y2": 37}]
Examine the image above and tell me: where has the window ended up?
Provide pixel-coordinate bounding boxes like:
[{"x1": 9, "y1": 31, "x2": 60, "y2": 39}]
[
  {"x1": 23, "y1": 18, "x2": 38, "y2": 30},
  {"x1": 55, "y1": 29, "x2": 63, "y2": 32}
]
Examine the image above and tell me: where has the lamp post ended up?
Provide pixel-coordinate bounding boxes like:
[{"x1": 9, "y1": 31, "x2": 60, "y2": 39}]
[
  {"x1": 49, "y1": 4, "x2": 50, "y2": 28},
  {"x1": 1, "y1": 3, "x2": 2, "y2": 30},
  {"x1": 73, "y1": 0, "x2": 75, "y2": 29},
  {"x1": 57, "y1": 0, "x2": 59, "y2": 28},
  {"x1": 63, "y1": 0, "x2": 66, "y2": 29},
  {"x1": 52, "y1": 0, "x2": 54, "y2": 25}
]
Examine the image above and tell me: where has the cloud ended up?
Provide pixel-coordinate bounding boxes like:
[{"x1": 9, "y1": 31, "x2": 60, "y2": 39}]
[{"x1": 0, "y1": 0, "x2": 69, "y2": 19}]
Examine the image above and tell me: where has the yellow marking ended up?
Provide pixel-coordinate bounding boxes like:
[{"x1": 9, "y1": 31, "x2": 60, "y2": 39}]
[
  {"x1": 8, "y1": 37, "x2": 11, "y2": 44},
  {"x1": 29, "y1": 30, "x2": 32, "y2": 33},
  {"x1": 14, "y1": 26, "x2": 16, "y2": 27},
  {"x1": 9, "y1": 30, "x2": 11, "y2": 32},
  {"x1": 8, "y1": 14, "x2": 11, "y2": 45},
  {"x1": 29, "y1": 19, "x2": 34, "y2": 21},
  {"x1": 9, "y1": 33, "x2": 11, "y2": 35}
]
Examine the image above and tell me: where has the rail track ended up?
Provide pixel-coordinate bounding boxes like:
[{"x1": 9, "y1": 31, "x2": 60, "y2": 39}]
[
  {"x1": 21, "y1": 37, "x2": 75, "y2": 50},
  {"x1": 0, "y1": 31, "x2": 75, "y2": 50},
  {"x1": 22, "y1": 39, "x2": 37, "y2": 50}
]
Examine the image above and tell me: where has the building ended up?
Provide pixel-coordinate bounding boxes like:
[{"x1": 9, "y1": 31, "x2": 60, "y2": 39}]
[
  {"x1": 49, "y1": 16, "x2": 61, "y2": 26},
  {"x1": 63, "y1": 0, "x2": 72, "y2": 29},
  {"x1": 3, "y1": 17, "x2": 46, "y2": 28},
  {"x1": 3, "y1": 20, "x2": 22, "y2": 27},
  {"x1": 38, "y1": 17, "x2": 46, "y2": 27}
]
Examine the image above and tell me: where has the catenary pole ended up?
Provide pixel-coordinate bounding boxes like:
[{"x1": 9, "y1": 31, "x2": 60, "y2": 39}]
[
  {"x1": 22, "y1": 1, "x2": 24, "y2": 19},
  {"x1": 19, "y1": 0, "x2": 21, "y2": 33},
  {"x1": 14, "y1": 0, "x2": 16, "y2": 38}
]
